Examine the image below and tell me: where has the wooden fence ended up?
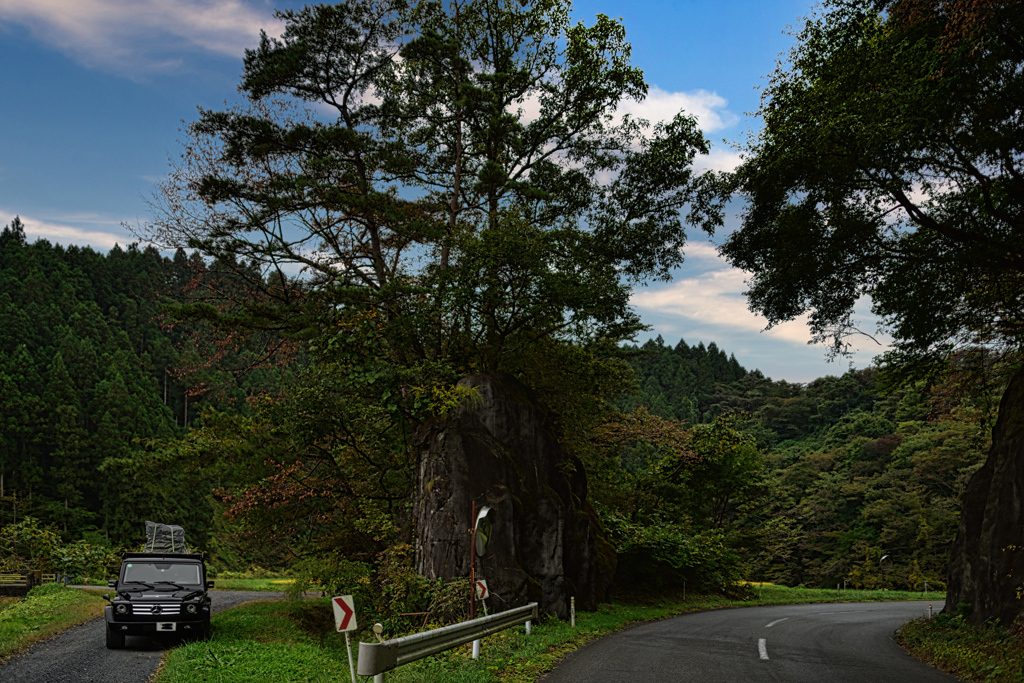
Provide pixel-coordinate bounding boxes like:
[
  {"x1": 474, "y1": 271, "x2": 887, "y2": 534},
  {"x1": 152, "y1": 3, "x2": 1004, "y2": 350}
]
[{"x1": 0, "y1": 572, "x2": 60, "y2": 597}]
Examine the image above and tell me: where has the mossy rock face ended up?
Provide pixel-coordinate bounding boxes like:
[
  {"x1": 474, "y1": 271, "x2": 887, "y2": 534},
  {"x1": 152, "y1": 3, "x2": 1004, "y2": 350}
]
[
  {"x1": 413, "y1": 373, "x2": 614, "y2": 619},
  {"x1": 946, "y1": 366, "x2": 1024, "y2": 628}
]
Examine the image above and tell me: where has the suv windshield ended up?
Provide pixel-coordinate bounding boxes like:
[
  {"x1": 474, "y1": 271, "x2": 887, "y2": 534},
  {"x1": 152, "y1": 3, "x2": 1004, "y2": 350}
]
[{"x1": 123, "y1": 562, "x2": 201, "y2": 586}]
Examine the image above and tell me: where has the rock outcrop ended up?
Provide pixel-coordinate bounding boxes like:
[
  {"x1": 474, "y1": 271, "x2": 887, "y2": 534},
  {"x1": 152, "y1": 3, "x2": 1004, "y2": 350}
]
[
  {"x1": 413, "y1": 373, "x2": 615, "y2": 619},
  {"x1": 945, "y1": 367, "x2": 1024, "y2": 627}
]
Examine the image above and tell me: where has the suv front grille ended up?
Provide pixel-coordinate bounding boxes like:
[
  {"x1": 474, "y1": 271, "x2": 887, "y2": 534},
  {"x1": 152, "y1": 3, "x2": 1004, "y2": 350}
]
[{"x1": 131, "y1": 603, "x2": 182, "y2": 616}]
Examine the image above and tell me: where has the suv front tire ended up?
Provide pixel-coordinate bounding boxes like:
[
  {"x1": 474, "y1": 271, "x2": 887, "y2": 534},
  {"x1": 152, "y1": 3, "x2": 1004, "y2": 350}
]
[{"x1": 105, "y1": 623, "x2": 126, "y2": 650}]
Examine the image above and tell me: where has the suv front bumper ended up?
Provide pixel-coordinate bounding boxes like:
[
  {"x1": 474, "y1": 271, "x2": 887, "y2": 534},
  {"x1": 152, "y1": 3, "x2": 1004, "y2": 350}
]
[{"x1": 104, "y1": 605, "x2": 210, "y2": 636}]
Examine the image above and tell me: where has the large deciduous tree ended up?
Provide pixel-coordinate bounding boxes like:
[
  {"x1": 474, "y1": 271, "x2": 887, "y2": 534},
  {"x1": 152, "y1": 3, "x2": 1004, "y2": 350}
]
[
  {"x1": 147, "y1": 0, "x2": 717, "y2": 370},
  {"x1": 721, "y1": 0, "x2": 1024, "y2": 625},
  {"x1": 141, "y1": 0, "x2": 718, "y2": 592}
]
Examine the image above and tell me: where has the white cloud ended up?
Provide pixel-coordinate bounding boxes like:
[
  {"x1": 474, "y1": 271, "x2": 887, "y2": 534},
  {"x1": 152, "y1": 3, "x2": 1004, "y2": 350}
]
[
  {"x1": 0, "y1": 209, "x2": 131, "y2": 250},
  {"x1": 632, "y1": 242, "x2": 890, "y2": 354},
  {"x1": 510, "y1": 83, "x2": 737, "y2": 133},
  {"x1": 633, "y1": 245, "x2": 817, "y2": 346},
  {"x1": 619, "y1": 86, "x2": 738, "y2": 134},
  {"x1": 0, "y1": 0, "x2": 277, "y2": 74},
  {"x1": 693, "y1": 147, "x2": 743, "y2": 174}
]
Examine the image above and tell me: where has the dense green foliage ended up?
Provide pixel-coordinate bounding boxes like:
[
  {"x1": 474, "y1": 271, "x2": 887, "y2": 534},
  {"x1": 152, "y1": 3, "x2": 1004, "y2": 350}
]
[
  {"x1": 625, "y1": 337, "x2": 991, "y2": 590},
  {"x1": 721, "y1": 0, "x2": 1024, "y2": 371},
  {"x1": 1, "y1": 1, "x2": 1004, "y2": 627},
  {"x1": 619, "y1": 336, "x2": 748, "y2": 423},
  {"x1": 0, "y1": 219, "x2": 288, "y2": 549},
  {"x1": 132, "y1": 0, "x2": 724, "y2": 592},
  {"x1": 899, "y1": 607, "x2": 1024, "y2": 683},
  {"x1": 719, "y1": 0, "x2": 1023, "y2": 622},
  {"x1": 0, "y1": 517, "x2": 117, "y2": 576},
  {"x1": 0, "y1": 209, "x2": 990, "y2": 601}
]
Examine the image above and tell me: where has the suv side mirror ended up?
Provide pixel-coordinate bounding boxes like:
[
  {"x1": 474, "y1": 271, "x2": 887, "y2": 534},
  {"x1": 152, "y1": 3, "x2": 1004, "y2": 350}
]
[
  {"x1": 107, "y1": 579, "x2": 118, "y2": 588},
  {"x1": 102, "y1": 593, "x2": 111, "y2": 602},
  {"x1": 206, "y1": 581, "x2": 215, "y2": 589}
]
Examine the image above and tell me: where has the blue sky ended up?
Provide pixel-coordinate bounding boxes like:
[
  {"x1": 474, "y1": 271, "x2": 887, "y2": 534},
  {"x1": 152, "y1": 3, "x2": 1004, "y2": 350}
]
[{"x1": 0, "y1": 0, "x2": 888, "y2": 382}]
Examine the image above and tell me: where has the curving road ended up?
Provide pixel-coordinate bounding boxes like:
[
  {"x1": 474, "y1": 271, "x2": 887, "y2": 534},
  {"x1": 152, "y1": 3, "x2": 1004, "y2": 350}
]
[
  {"x1": 0, "y1": 589, "x2": 284, "y2": 683},
  {"x1": 543, "y1": 601, "x2": 958, "y2": 683}
]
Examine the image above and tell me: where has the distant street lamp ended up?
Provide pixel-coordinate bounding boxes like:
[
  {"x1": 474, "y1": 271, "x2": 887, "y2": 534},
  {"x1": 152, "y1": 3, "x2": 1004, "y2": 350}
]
[{"x1": 880, "y1": 554, "x2": 894, "y2": 589}]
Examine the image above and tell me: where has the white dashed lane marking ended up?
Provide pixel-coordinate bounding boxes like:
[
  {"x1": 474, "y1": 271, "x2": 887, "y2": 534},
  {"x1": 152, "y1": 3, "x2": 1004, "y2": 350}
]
[{"x1": 758, "y1": 638, "x2": 769, "y2": 660}]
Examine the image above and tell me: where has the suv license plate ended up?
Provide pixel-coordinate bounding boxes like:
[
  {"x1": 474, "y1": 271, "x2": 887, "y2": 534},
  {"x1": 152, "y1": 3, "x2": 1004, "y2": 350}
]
[{"x1": 157, "y1": 622, "x2": 177, "y2": 632}]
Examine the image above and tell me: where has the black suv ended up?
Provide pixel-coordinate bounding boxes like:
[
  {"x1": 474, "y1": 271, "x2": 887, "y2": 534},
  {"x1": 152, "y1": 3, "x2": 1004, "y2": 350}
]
[{"x1": 104, "y1": 552, "x2": 214, "y2": 649}]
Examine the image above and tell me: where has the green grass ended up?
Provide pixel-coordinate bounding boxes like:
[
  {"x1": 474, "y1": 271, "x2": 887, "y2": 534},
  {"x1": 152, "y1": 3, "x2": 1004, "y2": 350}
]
[
  {"x1": 157, "y1": 585, "x2": 945, "y2": 683},
  {"x1": 0, "y1": 583, "x2": 108, "y2": 660},
  {"x1": 158, "y1": 600, "x2": 349, "y2": 683},
  {"x1": 211, "y1": 577, "x2": 302, "y2": 592},
  {"x1": 74, "y1": 574, "x2": 301, "y2": 592},
  {"x1": 898, "y1": 610, "x2": 1024, "y2": 682}
]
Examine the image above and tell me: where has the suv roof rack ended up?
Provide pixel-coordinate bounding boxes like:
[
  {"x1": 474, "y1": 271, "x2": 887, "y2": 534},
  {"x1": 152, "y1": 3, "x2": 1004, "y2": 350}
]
[{"x1": 120, "y1": 551, "x2": 205, "y2": 561}]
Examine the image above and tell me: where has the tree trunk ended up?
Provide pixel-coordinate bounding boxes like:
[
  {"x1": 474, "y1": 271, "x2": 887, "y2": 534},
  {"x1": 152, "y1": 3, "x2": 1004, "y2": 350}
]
[{"x1": 945, "y1": 366, "x2": 1024, "y2": 627}]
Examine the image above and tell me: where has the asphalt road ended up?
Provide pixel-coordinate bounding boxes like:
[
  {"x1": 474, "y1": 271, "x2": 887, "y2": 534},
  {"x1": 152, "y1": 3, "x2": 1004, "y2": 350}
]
[
  {"x1": 542, "y1": 601, "x2": 958, "y2": 683},
  {"x1": 0, "y1": 589, "x2": 284, "y2": 683}
]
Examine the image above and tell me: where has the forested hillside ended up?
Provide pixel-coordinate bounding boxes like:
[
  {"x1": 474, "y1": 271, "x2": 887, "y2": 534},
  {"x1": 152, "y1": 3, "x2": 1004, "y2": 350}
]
[
  {"x1": 0, "y1": 218, "x2": 990, "y2": 595},
  {"x1": 1, "y1": 0, "x2": 1011, "y2": 619},
  {"x1": 0, "y1": 218, "x2": 287, "y2": 548},
  {"x1": 625, "y1": 337, "x2": 991, "y2": 590}
]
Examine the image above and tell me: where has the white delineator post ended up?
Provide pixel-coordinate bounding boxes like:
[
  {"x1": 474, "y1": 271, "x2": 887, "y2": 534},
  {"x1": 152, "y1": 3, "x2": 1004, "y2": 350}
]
[
  {"x1": 332, "y1": 596, "x2": 358, "y2": 683},
  {"x1": 571, "y1": 596, "x2": 575, "y2": 627},
  {"x1": 346, "y1": 633, "x2": 357, "y2": 683}
]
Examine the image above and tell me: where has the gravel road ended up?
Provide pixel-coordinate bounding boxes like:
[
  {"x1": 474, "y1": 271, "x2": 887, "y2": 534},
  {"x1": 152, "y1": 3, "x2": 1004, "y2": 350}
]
[{"x1": 0, "y1": 589, "x2": 285, "y2": 683}]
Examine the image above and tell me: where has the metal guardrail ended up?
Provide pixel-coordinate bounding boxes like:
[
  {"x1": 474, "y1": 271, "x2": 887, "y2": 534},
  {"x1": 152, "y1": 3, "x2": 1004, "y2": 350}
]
[{"x1": 357, "y1": 602, "x2": 539, "y2": 677}]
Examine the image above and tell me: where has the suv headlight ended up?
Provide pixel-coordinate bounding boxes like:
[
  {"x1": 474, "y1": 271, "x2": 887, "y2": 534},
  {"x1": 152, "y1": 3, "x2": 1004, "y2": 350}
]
[
  {"x1": 115, "y1": 603, "x2": 128, "y2": 614},
  {"x1": 186, "y1": 603, "x2": 198, "y2": 614}
]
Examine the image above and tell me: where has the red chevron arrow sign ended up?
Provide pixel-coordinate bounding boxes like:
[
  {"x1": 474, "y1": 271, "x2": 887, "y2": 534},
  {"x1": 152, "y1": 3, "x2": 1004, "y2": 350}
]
[{"x1": 332, "y1": 595, "x2": 357, "y2": 632}]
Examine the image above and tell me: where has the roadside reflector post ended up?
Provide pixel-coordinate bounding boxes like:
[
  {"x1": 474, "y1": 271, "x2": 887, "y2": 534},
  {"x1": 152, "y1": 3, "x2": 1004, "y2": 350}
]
[
  {"x1": 525, "y1": 620, "x2": 531, "y2": 635},
  {"x1": 929, "y1": 604, "x2": 933, "y2": 619},
  {"x1": 571, "y1": 596, "x2": 575, "y2": 627},
  {"x1": 332, "y1": 595, "x2": 358, "y2": 683},
  {"x1": 345, "y1": 633, "x2": 357, "y2": 683}
]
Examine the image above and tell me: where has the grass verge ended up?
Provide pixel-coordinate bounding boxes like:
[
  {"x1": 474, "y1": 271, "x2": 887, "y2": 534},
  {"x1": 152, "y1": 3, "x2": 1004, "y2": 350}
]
[
  {"x1": 157, "y1": 585, "x2": 943, "y2": 683},
  {"x1": 898, "y1": 609, "x2": 1024, "y2": 682},
  {"x1": 211, "y1": 577, "x2": 300, "y2": 592},
  {"x1": 157, "y1": 600, "x2": 348, "y2": 683},
  {"x1": 0, "y1": 583, "x2": 107, "y2": 661}
]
